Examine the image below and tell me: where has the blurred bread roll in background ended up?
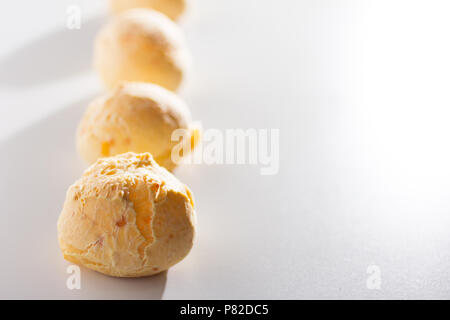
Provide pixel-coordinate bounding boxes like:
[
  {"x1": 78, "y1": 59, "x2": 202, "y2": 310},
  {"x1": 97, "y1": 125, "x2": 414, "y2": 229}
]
[
  {"x1": 94, "y1": 8, "x2": 190, "y2": 91},
  {"x1": 109, "y1": 0, "x2": 187, "y2": 21},
  {"x1": 77, "y1": 82, "x2": 199, "y2": 170},
  {"x1": 57, "y1": 152, "x2": 196, "y2": 277}
]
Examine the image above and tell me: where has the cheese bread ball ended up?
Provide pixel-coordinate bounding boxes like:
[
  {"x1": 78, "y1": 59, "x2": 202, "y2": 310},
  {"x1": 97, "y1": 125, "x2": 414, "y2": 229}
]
[
  {"x1": 94, "y1": 8, "x2": 190, "y2": 91},
  {"x1": 57, "y1": 152, "x2": 196, "y2": 277},
  {"x1": 77, "y1": 82, "x2": 199, "y2": 171},
  {"x1": 109, "y1": 0, "x2": 187, "y2": 21}
]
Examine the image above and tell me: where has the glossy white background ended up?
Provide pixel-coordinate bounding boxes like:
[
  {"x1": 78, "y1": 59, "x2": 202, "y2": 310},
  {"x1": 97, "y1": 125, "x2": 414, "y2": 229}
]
[{"x1": 1, "y1": 0, "x2": 450, "y2": 299}]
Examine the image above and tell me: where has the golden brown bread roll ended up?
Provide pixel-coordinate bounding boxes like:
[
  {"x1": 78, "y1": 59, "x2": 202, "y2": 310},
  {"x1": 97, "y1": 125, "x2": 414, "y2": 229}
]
[
  {"x1": 57, "y1": 152, "x2": 196, "y2": 277},
  {"x1": 109, "y1": 0, "x2": 187, "y2": 21},
  {"x1": 94, "y1": 8, "x2": 190, "y2": 91},
  {"x1": 76, "y1": 82, "x2": 199, "y2": 170}
]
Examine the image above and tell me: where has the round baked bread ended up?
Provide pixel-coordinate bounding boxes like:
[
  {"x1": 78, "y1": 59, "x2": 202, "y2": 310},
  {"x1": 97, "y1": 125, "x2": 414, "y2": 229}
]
[
  {"x1": 57, "y1": 152, "x2": 196, "y2": 277},
  {"x1": 109, "y1": 0, "x2": 187, "y2": 21},
  {"x1": 94, "y1": 8, "x2": 190, "y2": 91},
  {"x1": 76, "y1": 82, "x2": 199, "y2": 170}
]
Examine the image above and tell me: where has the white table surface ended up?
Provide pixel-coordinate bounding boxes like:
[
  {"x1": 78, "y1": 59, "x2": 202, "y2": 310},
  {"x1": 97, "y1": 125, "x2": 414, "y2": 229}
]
[{"x1": 1, "y1": 0, "x2": 450, "y2": 299}]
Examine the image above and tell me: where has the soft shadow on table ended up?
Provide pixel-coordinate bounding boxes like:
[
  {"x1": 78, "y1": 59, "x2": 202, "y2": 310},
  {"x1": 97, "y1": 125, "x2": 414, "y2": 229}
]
[
  {"x1": 0, "y1": 98, "x2": 166, "y2": 299},
  {"x1": 0, "y1": 15, "x2": 104, "y2": 88},
  {"x1": 78, "y1": 268, "x2": 167, "y2": 300}
]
